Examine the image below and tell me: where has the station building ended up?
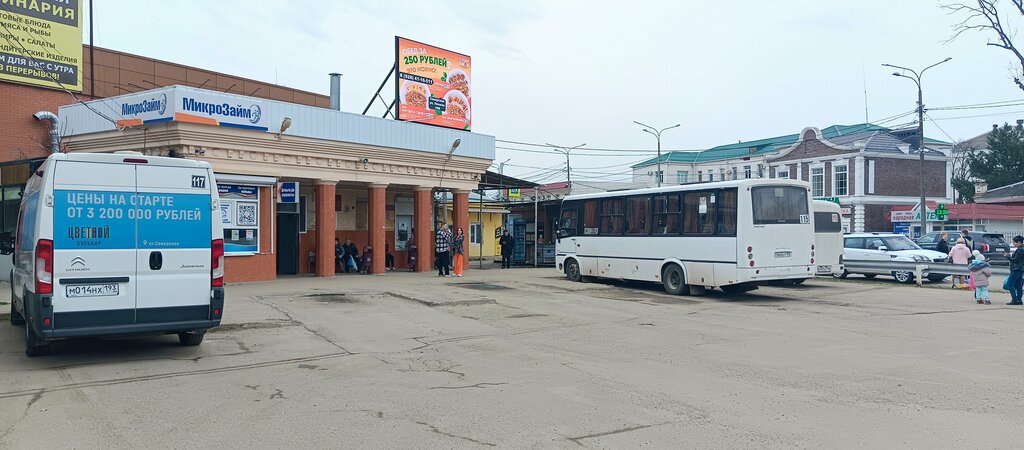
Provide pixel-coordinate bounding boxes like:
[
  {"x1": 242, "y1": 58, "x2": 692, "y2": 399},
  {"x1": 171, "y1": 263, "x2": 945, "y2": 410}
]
[{"x1": 0, "y1": 46, "x2": 495, "y2": 282}]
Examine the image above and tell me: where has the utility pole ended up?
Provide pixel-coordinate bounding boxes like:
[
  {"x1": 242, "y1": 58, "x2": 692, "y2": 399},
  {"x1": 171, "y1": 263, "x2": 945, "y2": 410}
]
[
  {"x1": 546, "y1": 143, "x2": 586, "y2": 195},
  {"x1": 882, "y1": 57, "x2": 951, "y2": 238},
  {"x1": 633, "y1": 121, "x2": 681, "y2": 188}
]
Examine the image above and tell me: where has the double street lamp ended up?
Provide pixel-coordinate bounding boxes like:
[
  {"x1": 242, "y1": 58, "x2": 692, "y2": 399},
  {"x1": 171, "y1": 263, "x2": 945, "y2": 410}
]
[
  {"x1": 547, "y1": 143, "x2": 586, "y2": 195},
  {"x1": 881, "y1": 57, "x2": 951, "y2": 237},
  {"x1": 633, "y1": 121, "x2": 681, "y2": 187}
]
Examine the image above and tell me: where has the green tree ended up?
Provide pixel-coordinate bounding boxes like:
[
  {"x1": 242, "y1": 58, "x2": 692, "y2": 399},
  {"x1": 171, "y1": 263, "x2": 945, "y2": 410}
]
[{"x1": 968, "y1": 123, "x2": 1024, "y2": 190}]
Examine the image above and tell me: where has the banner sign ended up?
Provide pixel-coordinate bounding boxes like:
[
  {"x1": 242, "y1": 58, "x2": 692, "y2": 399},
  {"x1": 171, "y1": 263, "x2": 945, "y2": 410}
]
[
  {"x1": 277, "y1": 182, "x2": 298, "y2": 203},
  {"x1": 0, "y1": 0, "x2": 83, "y2": 91},
  {"x1": 111, "y1": 86, "x2": 269, "y2": 131},
  {"x1": 395, "y1": 36, "x2": 472, "y2": 131}
]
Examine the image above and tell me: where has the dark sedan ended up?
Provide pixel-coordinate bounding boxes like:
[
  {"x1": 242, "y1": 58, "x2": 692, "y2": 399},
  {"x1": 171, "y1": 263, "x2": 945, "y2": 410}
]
[{"x1": 916, "y1": 231, "x2": 1011, "y2": 265}]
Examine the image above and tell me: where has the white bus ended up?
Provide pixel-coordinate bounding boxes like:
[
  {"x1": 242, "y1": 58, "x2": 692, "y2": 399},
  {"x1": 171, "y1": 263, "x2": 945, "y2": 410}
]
[
  {"x1": 812, "y1": 200, "x2": 844, "y2": 278},
  {"x1": 554, "y1": 179, "x2": 815, "y2": 295}
]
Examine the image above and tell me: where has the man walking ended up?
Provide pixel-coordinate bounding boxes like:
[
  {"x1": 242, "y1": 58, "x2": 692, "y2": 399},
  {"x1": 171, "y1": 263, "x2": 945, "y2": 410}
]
[
  {"x1": 435, "y1": 223, "x2": 453, "y2": 277},
  {"x1": 1006, "y1": 235, "x2": 1024, "y2": 305},
  {"x1": 499, "y1": 228, "x2": 514, "y2": 269}
]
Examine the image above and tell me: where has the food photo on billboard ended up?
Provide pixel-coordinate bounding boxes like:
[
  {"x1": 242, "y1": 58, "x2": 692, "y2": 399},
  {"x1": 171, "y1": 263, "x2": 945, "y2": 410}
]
[{"x1": 394, "y1": 36, "x2": 472, "y2": 131}]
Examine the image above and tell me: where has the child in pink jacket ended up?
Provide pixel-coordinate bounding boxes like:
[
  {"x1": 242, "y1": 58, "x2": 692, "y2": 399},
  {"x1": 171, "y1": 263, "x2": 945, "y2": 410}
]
[{"x1": 949, "y1": 238, "x2": 973, "y2": 288}]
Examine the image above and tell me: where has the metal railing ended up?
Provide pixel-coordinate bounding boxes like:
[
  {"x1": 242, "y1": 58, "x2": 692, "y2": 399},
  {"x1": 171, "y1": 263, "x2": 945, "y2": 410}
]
[{"x1": 842, "y1": 260, "x2": 1010, "y2": 286}]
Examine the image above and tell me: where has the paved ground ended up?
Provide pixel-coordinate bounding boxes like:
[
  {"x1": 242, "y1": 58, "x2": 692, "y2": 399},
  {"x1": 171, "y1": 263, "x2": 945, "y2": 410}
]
[{"x1": 0, "y1": 268, "x2": 1022, "y2": 448}]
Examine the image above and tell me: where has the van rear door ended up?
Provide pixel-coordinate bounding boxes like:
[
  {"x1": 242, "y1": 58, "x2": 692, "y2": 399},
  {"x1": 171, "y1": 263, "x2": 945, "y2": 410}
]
[
  {"x1": 134, "y1": 165, "x2": 213, "y2": 323},
  {"x1": 52, "y1": 161, "x2": 139, "y2": 328}
]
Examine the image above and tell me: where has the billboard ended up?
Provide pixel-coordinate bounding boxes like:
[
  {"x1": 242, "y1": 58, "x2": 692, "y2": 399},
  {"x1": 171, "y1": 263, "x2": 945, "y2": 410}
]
[
  {"x1": 395, "y1": 36, "x2": 471, "y2": 131},
  {"x1": 0, "y1": 0, "x2": 83, "y2": 91}
]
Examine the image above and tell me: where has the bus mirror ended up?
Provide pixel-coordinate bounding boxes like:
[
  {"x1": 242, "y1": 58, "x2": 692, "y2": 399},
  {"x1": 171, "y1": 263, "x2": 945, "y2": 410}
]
[{"x1": 0, "y1": 232, "x2": 13, "y2": 255}]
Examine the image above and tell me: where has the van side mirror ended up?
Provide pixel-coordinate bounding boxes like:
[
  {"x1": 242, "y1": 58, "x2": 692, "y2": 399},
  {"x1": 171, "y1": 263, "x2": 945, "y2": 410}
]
[
  {"x1": 877, "y1": 246, "x2": 888, "y2": 252},
  {"x1": 0, "y1": 232, "x2": 13, "y2": 255}
]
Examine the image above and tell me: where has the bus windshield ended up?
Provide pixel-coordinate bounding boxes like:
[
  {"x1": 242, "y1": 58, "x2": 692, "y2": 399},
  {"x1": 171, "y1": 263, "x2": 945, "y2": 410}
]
[{"x1": 751, "y1": 186, "x2": 809, "y2": 225}]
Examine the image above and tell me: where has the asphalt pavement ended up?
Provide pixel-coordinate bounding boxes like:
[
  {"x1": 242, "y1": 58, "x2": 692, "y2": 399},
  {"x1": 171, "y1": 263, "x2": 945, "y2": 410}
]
[{"x1": 0, "y1": 267, "x2": 1021, "y2": 448}]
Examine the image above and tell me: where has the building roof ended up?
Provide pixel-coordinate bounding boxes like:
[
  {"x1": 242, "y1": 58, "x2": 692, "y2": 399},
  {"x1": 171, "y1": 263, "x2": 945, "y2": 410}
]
[
  {"x1": 632, "y1": 123, "x2": 951, "y2": 168},
  {"x1": 976, "y1": 180, "x2": 1024, "y2": 204}
]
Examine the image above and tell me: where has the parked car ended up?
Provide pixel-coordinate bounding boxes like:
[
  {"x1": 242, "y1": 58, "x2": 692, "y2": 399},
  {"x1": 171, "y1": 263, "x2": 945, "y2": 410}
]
[
  {"x1": 915, "y1": 231, "x2": 1011, "y2": 265},
  {"x1": 835, "y1": 233, "x2": 948, "y2": 284}
]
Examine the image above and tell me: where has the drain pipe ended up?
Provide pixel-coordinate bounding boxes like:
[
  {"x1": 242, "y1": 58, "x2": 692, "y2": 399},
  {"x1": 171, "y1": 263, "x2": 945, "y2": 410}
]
[{"x1": 33, "y1": 111, "x2": 60, "y2": 153}]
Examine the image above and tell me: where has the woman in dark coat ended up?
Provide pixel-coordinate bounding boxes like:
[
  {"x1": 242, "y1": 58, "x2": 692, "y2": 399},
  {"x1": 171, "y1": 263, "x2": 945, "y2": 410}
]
[{"x1": 936, "y1": 231, "x2": 951, "y2": 255}]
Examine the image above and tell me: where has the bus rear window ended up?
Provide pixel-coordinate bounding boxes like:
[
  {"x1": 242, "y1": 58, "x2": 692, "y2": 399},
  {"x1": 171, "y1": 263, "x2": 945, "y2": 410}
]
[
  {"x1": 751, "y1": 186, "x2": 809, "y2": 225},
  {"x1": 813, "y1": 212, "x2": 842, "y2": 232}
]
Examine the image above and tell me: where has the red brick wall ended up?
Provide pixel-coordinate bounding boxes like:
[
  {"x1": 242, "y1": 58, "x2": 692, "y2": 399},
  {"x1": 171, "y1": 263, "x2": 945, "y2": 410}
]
[
  {"x1": 224, "y1": 186, "x2": 275, "y2": 283},
  {"x1": 873, "y1": 159, "x2": 946, "y2": 197},
  {"x1": 864, "y1": 205, "x2": 892, "y2": 232},
  {"x1": 0, "y1": 83, "x2": 80, "y2": 163}
]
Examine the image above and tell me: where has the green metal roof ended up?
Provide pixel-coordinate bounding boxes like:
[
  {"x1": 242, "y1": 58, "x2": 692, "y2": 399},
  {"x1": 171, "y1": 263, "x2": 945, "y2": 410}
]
[{"x1": 632, "y1": 123, "x2": 949, "y2": 168}]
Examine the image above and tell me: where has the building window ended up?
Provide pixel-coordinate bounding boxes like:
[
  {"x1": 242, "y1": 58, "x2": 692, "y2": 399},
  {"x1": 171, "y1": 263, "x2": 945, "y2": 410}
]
[
  {"x1": 708, "y1": 172, "x2": 714, "y2": 182},
  {"x1": 757, "y1": 164, "x2": 764, "y2": 178},
  {"x1": 834, "y1": 164, "x2": 849, "y2": 196},
  {"x1": 470, "y1": 222, "x2": 482, "y2": 244},
  {"x1": 697, "y1": 171, "x2": 703, "y2": 182},
  {"x1": 676, "y1": 170, "x2": 689, "y2": 184},
  {"x1": 811, "y1": 167, "x2": 824, "y2": 197},
  {"x1": 743, "y1": 165, "x2": 751, "y2": 179},
  {"x1": 721, "y1": 168, "x2": 727, "y2": 181},
  {"x1": 777, "y1": 168, "x2": 790, "y2": 179}
]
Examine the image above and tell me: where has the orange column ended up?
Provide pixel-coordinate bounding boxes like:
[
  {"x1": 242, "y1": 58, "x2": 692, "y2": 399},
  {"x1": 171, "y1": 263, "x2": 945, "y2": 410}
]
[
  {"x1": 414, "y1": 187, "x2": 433, "y2": 272},
  {"x1": 315, "y1": 181, "x2": 337, "y2": 277},
  {"x1": 368, "y1": 183, "x2": 387, "y2": 274},
  {"x1": 453, "y1": 189, "x2": 470, "y2": 272}
]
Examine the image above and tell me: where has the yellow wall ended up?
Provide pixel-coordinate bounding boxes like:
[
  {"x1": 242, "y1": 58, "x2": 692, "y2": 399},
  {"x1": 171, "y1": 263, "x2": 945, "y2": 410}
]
[{"x1": 447, "y1": 204, "x2": 505, "y2": 258}]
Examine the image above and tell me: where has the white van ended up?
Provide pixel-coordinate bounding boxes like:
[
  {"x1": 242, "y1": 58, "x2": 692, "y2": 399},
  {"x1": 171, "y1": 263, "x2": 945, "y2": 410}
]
[
  {"x1": 5, "y1": 153, "x2": 225, "y2": 356},
  {"x1": 812, "y1": 200, "x2": 844, "y2": 277}
]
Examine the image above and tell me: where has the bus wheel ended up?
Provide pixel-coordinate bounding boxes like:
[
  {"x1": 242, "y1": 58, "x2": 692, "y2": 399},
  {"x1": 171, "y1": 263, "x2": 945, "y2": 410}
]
[
  {"x1": 565, "y1": 259, "x2": 582, "y2": 282},
  {"x1": 662, "y1": 264, "x2": 686, "y2": 295}
]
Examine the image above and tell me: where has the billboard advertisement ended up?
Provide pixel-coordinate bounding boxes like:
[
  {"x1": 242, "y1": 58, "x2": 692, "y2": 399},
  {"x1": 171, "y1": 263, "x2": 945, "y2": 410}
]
[
  {"x1": 395, "y1": 36, "x2": 471, "y2": 131},
  {"x1": 0, "y1": 0, "x2": 83, "y2": 91}
]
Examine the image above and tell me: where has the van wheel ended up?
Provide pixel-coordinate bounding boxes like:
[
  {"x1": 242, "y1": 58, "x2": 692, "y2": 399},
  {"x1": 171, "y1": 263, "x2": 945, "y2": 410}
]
[
  {"x1": 565, "y1": 259, "x2": 582, "y2": 282},
  {"x1": 178, "y1": 330, "x2": 206, "y2": 346},
  {"x1": 662, "y1": 264, "x2": 686, "y2": 295},
  {"x1": 10, "y1": 301, "x2": 25, "y2": 325},
  {"x1": 25, "y1": 325, "x2": 49, "y2": 357}
]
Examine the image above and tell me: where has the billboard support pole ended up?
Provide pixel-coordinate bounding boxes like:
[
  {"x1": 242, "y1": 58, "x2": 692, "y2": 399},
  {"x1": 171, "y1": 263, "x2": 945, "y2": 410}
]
[
  {"x1": 380, "y1": 99, "x2": 396, "y2": 119},
  {"x1": 362, "y1": 63, "x2": 396, "y2": 115}
]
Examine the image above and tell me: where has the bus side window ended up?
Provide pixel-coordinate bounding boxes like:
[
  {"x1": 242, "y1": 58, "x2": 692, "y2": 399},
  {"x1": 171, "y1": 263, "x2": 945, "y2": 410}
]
[
  {"x1": 653, "y1": 194, "x2": 680, "y2": 235},
  {"x1": 599, "y1": 198, "x2": 624, "y2": 235},
  {"x1": 683, "y1": 192, "x2": 715, "y2": 235},
  {"x1": 582, "y1": 200, "x2": 599, "y2": 235},
  {"x1": 716, "y1": 189, "x2": 737, "y2": 235},
  {"x1": 626, "y1": 196, "x2": 650, "y2": 235}
]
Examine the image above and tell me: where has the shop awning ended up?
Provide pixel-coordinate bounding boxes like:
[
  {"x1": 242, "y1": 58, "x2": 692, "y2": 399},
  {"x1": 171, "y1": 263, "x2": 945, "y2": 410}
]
[{"x1": 478, "y1": 171, "x2": 538, "y2": 190}]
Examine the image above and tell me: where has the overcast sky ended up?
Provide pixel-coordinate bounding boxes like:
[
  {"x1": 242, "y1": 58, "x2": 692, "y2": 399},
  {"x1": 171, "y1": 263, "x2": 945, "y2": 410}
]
[{"x1": 89, "y1": 0, "x2": 1024, "y2": 183}]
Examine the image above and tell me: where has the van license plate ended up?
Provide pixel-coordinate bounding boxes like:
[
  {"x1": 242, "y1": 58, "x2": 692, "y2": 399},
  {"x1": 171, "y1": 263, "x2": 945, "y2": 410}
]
[
  {"x1": 774, "y1": 251, "x2": 792, "y2": 258},
  {"x1": 66, "y1": 284, "x2": 119, "y2": 298},
  {"x1": 816, "y1": 265, "x2": 832, "y2": 274}
]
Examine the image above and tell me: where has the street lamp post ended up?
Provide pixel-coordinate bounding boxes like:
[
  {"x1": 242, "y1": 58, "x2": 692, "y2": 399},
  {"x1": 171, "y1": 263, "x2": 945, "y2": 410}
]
[
  {"x1": 633, "y1": 121, "x2": 681, "y2": 187},
  {"x1": 882, "y1": 57, "x2": 951, "y2": 238},
  {"x1": 546, "y1": 143, "x2": 586, "y2": 195}
]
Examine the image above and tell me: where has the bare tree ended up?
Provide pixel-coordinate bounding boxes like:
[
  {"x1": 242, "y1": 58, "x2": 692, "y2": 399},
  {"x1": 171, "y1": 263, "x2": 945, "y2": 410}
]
[
  {"x1": 950, "y1": 140, "x2": 978, "y2": 202},
  {"x1": 944, "y1": 1, "x2": 1024, "y2": 92}
]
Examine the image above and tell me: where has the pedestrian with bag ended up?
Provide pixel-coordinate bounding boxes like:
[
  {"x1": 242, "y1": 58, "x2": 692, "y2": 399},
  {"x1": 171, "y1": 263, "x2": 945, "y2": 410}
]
[
  {"x1": 334, "y1": 238, "x2": 344, "y2": 273},
  {"x1": 343, "y1": 239, "x2": 359, "y2": 273},
  {"x1": 435, "y1": 223, "x2": 452, "y2": 277},
  {"x1": 968, "y1": 251, "x2": 992, "y2": 305},
  {"x1": 499, "y1": 229, "x2": 514, "y2": 269},
  {"x1": 1005, "y1": 235, "x2": 1024, "y2": 305},
  {"x1": 949, "y1": 238, "x2": 972, "y2": 288},
  {"x1": 452, "y1": 227, "x2": 466, "y2": 277}
]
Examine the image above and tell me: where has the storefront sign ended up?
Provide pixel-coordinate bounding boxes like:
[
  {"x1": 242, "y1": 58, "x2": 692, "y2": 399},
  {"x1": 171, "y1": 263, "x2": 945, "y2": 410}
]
[
  {"x1": 112, "y1": 86, "x2": 270, "y2": 131},
  {"x1": 508, "y1": 188, "x2": 520, "y2": 198},
  {"x1": 219, "y1": 184, "x2": 260, "y2": 254},
  {"x1": 277, "y1": 182, "x2": 298, "y2": 203},
  {"x1": 815, "y1": 196, "x2": 840, "y2": 205},
  {"x1": 891, "y1": 209, "x2": 941, "y2": 222},
  {"x1": 0, "y1": 0, "x2": 83, "y2": 91},
  {"x1": 395, "y1": 36, "x2": 472, "y2": 131},
  {"x1": 840, "y1": 206, "x2": 852, "y2": 215}
]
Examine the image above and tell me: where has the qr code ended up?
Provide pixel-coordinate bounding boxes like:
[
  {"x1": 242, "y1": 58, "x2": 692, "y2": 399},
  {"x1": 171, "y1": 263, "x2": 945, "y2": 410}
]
[{"x1": 236, "y1": 202, "x2": 258, "y2": 226}]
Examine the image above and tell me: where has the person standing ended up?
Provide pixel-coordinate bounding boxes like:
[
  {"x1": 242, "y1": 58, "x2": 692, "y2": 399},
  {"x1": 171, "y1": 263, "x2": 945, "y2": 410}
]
[
  {"x1": 1006, "y1": 235, "x2": 1024, "y2": 305},
  {"x1": 435, "y1": 224, "x2": 452, "y2": 277},
  {"x1": 960, "y1": 228, "x2": 973, "y2": 249},
  {"x1": 452, "y1": 227, "x2": 466, "y2": 277},
  {"x1": 949, "y1": 238, "x2": 972, "y2": 288},
  {"x1": 385, "y1": 242, "x2": 395, "y2": 271},
  {"x1": 334, "y1": 238, "x2": 343, "y2": 273},
  {"x1": 344, "y1": 239, "x2": 359, "y2": 273},
  {"x1": 968, "y1": 251, "x2": 992, "y2": 305},
  {"x1": 499, "y1": 229, "x2": 514, "y2": 269},
  {"x1": 936, "y1": 231, "x2": 950, "y2": 255}
]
